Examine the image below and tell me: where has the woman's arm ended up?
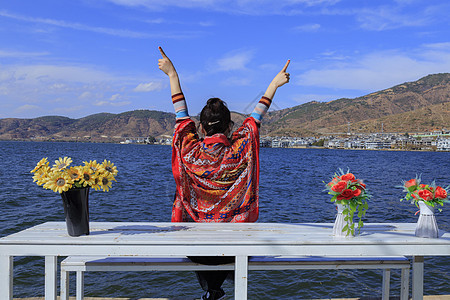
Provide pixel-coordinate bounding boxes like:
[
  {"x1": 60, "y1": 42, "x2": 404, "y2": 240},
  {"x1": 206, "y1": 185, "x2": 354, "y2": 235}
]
[
  {"x1": 251, "y1": 60, "x2": 290, "y2": 122},
  {"x1": 158, "y1": 47, "x2": 188, "y2": 119}
]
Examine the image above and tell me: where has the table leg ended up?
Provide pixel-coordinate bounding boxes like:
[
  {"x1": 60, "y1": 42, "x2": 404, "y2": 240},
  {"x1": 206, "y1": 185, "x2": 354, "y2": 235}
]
[
  {"x1": 45, "y1": 256, "x2": 58, "y2": 300},
  {"x1": 0, "y1": 255, "x2": 13, "y2": 300},
  {"x1": 235, "y1": 255, "x2": 248, "y2": 300},
  {"x1": 381, "y1": 269, "x2": 391, "y2": 300},
  {"x1": 412, "y1": 256, "x2": 424, "y2": 300}
]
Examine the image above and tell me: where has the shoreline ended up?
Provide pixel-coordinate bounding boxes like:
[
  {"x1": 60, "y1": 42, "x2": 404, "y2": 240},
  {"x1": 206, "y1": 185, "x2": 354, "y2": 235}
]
[
  {"x1": 13, "y1": 296, "x2": 450, "y2": 300},
  {"x1": 1, "y1": 139, "x2": 448, "y2": 152}
]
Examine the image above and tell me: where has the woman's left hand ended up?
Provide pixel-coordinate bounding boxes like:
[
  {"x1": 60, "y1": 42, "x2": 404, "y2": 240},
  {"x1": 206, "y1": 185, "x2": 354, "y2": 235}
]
[{"x1": 158, "y1": 47, "x2": 177, "y2": 77}]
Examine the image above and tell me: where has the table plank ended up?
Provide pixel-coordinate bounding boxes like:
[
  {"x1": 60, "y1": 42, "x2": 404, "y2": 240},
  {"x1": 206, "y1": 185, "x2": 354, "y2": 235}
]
[{"x1": 1, "y1": 222, "x2": 449, "y2": 300}]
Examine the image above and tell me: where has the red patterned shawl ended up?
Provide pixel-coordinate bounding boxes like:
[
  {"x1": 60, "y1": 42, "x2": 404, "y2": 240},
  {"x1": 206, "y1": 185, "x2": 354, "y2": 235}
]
[{"x1": 171, "y1": 117, "x2": 260, "y2": 223}]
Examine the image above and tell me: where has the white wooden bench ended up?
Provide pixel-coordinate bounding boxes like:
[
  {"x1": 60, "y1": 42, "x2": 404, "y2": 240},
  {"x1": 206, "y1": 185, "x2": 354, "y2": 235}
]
[{"x1": 60, "y1": 255, "x2": 410, "y2": 300}]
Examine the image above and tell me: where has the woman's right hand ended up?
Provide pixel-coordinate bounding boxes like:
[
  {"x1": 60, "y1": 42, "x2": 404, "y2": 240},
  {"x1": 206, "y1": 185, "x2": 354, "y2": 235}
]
[{"x1": 158, "y1": 47, "x2": 177, "y2": 77}]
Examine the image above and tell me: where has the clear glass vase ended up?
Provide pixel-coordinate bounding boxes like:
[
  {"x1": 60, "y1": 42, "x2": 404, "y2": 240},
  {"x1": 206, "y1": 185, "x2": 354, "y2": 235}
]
[
  {"x1": 415, "y1": 201, "x2": 439, "y2": 238},
  {"x1": 333, "y1": 202, "x2": 354, "y2": 237}
]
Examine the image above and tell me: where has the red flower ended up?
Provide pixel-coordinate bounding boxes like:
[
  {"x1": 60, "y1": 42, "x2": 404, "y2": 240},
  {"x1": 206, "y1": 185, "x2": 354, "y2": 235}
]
[
  {"x1": 337, "y1": 189, "x2": 355, "y2": 200},
  {"x1": 328, "y1": 177, "x2": 339, "y2": 186},
  {"x1": 405, "y1": 179, "x2": 417, "y2": 187},
  {"x1": 434, "y1": 186, "x2": 448, "y2": 199},
  {"x1": 352, "y1": 188, "x2": 362, "y2": 197},
  {"x1": 418, "y1": 189, "x2": 433, "y2": 201},
  {"x1": 341, "y1": 173, "x2": 356, "y2": 182},
  {"x1": 331, "y1": 180, "x2": 347, "y2": 193}
]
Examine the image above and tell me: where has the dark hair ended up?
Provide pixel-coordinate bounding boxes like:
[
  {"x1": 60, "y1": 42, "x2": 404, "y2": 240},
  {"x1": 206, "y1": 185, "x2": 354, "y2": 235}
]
[{"x1": 200, "y1": 98, "x2": 233, "y2": 136}]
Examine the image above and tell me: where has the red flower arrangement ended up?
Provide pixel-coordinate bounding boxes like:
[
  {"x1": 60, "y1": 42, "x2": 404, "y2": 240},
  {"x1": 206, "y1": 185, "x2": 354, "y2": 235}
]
[
  {"x1": 325, "y1": 169, "x2": 370, "y2": 235},
  {"x1": 400, "y1": 177, "x2": 449, "y2": 211}
]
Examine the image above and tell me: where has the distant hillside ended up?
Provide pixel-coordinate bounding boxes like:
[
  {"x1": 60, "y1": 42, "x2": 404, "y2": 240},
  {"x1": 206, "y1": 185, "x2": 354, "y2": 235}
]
[
  {"x1": 0, "y1": 110, "x2": 176, "y2": 142},
  {"x1": 0, "y1": 73, "x2": 449, "y2": 142},
  {"x1": 260, "y1": 73, "x2": 450, "y2": 136}
]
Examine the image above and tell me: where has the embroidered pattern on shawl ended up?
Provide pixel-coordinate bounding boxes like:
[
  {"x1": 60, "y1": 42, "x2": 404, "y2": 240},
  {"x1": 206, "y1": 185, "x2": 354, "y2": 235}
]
[{"x1": 171, "y1": 117, "x2": 260, "y2": 222}]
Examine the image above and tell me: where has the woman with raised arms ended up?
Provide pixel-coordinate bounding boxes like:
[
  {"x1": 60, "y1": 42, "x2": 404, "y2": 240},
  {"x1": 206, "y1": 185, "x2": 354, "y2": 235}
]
[{"x1": 158, "y1": 46, "x2": 290, "y2": 300}]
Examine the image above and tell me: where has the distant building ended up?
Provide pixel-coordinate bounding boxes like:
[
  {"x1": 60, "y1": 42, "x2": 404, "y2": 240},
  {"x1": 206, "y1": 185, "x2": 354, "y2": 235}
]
[{"x1": 437, "y1": 138, "x2": 450, "y2": 151}]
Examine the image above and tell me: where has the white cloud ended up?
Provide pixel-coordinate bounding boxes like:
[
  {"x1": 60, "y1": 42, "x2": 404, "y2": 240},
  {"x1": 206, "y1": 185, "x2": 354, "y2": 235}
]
[
  {"x1": 0, "y1": 10, "x2": 202, "y2": 39},
  {"x1": 110, "y1": 93, "x2": 121, "y2": 101},
  {"x1": 133, "y1": 82, "x2": 164, "y2": 92},
  {"x1": 79, "y1": 91, "x2": 93, "y2": 100},
  {"x1": 103, "y1": 0, "x2": 340, "y2": 15},
  {"x1": 217, "y1": 50, "x2": 254, "y2": 71},
  {"x1": 355, "y1": 6, "x2": 427, "y2": 31},
  {"x1": 293, "y1": 23, "x2": 321, "y2": 32},
  {"x1": 0, "y1": 62, "x2": 150, "y2": 117},
  {"x1": 0, "y1": 50, "x2": 50, "y2": 58},
  {"x1": 94, "y1": 100, "x2": 131, "y2": 107},
  {"x1": 298, "y1": 45, "x2": 450, "y2": 92},
  {"x1": 15, "y1": 104, "x2": 41, "y2": 114},
  {"x1": 0, "y1": 64, "x2": 119, "y2": 85}
]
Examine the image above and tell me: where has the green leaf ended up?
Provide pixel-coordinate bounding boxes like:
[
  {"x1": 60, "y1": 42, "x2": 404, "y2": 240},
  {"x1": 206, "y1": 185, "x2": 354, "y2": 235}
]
[{"x1": 343, "y1": 224, "x2": 348, "y2": 232}]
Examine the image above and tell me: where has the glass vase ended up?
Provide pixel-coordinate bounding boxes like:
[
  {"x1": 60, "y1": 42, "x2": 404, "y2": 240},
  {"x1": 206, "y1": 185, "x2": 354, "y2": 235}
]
[
  {"x1": 415, "y1": 200, "x2": 439, "y2": 238},
  {"x1": 333, "y1": 202, "x2": 354, "y2": 237}
]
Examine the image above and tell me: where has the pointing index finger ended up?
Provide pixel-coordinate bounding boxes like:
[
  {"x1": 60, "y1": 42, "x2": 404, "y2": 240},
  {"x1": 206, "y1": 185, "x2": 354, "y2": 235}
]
[
  {"x1": 159, "y1": 46, "x2": 168, "y2": 58},
  {"x1": 282, "y1": 59, "x2": 290, "y2": 72}
]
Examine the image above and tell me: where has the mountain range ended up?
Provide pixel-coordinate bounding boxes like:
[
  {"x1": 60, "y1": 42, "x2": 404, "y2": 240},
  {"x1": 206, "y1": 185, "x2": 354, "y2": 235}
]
[{"x1": 1, "y1": 73, "x2": 449, "y2": 142}]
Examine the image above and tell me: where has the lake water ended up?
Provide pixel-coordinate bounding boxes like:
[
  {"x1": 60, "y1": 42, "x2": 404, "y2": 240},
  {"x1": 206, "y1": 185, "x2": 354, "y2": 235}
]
[{"x1": 0, "y1": 141, "x2": 449, "y2": 299}]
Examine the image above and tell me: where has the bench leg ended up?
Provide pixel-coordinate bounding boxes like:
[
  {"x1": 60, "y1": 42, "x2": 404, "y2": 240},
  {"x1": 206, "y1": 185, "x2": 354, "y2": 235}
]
[
  {"x1": 235, "y1": 255, "x2": 248, "y2": 300},
  {"x1": 45, "y1": 256, "x2": 58, "y2": 300},
  {"x1": 381, "y1": 269, "x2": 391, "y2": 300},
  {"x1": 0, "y1": 255, "x2": 13, "y2": 300},
  {"x1": 60, "y1": 269, "x2": 69, "y2": 300},
  {"x1": 400, "y1": 267, "x2": 410, "y2": 300},
  {"x1": 76, "y1": 271, "x2": 84, "y2": 300}
]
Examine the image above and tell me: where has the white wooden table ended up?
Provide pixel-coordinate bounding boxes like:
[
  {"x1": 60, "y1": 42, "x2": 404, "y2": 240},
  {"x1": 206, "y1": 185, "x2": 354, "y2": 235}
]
[{"x1": 1, "y1": 222, "x2": 449, "y2": 300}]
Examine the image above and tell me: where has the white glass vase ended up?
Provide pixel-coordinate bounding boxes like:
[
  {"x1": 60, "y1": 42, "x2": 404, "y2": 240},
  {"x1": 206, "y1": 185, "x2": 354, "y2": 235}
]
[
  {"x1": 415, "y1": 201, "x2": 439, "y2": 238},
  {"x1": 333, "y1": 202, "x2": 354, "y2": 237}
]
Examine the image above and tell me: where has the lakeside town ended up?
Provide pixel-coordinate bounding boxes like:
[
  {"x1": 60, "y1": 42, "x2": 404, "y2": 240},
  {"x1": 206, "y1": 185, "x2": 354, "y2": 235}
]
[{"x1": 122, "y1": 129, "x2": 450, "y2": 151}]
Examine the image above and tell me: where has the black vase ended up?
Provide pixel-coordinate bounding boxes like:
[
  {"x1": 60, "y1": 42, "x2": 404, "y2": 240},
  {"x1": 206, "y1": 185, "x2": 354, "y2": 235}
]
[{"x1": 60, "y1": 187, "x2": 90, "y2": 237}]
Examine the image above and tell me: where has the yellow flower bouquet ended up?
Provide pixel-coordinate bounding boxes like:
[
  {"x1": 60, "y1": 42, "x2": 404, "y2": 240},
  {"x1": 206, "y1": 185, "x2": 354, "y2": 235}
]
[{"x1": 31, "y1": 157, "x2": 118, "y2": 193}]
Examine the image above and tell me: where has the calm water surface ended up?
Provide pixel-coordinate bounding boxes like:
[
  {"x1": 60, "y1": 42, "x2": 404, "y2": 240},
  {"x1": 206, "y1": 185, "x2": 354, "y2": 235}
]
[{"x1": 0, "y1": 141, "x2": 449, "y2": 299}]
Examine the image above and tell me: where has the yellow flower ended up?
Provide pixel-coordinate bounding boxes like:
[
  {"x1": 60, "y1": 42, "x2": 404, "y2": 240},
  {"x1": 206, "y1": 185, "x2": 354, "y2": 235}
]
[
  {"x1": 32, "y1": 157, "x2": 117, "y2": 192},
  {"x1": 99, "y1": 172, "x2": 116, "y2": 192},
  {"x1": 44, "y1": 172, "x2": 73, "y2": 193},
  {"x1": 68, "y1": 166, "x2": 83, "y2": 181},
  {"x1": 79, "y1": 167, "x2": 96, "y2": 187},
  {"x1": 91, "y1": 177, "x2": 102, "y2": 191},
  {"x1": 100, "y1": 159, "x2": 118, "y2": 176},
  {"x1": 32, "y1": 166, "x2": 51, "y2": 186},
  {"x1": 52, "y1": 157, "x2": 73, "y2": 171},
  {"x1": 84, "y1": 160, "x2": 101, "y2": 174},
  {"x1": 31, "y1": 157, "x2": 49, "y2": 173}
]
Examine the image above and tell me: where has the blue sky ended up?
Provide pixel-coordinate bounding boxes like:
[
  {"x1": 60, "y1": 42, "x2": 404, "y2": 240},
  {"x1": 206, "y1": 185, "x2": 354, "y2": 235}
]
[{"x1": 0, "y1": 0, "x2": 449, "y2": 119}]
